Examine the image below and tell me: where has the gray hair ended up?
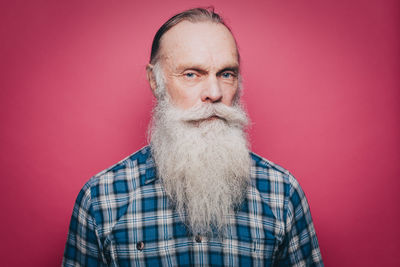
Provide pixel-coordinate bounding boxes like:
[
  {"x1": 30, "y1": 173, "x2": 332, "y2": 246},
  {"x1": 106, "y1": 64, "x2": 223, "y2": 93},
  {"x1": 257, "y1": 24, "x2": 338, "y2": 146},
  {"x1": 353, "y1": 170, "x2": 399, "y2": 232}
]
[
  {"x1": 151, "y1": 61, "x2": 166, "y2": 100},
  {"x1": 149, "y1": 7, "x2": 239, "y2": 64}
]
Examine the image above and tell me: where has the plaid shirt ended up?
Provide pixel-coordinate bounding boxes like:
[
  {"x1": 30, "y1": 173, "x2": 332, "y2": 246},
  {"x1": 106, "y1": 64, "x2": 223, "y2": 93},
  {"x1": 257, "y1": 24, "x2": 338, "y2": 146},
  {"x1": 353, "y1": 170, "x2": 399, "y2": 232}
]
[{"x1": 63, "y1": 146, "x2": 323, "y2": 266}]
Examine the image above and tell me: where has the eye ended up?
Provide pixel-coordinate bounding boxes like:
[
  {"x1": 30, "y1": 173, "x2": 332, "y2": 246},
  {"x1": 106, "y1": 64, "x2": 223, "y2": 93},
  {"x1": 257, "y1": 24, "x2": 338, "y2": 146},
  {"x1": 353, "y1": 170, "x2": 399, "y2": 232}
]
[
  {"x1": 221, "y1": 72, "x2": 235, "y2": 79},
  {"x1": 184, "y1": 72, "x2": 197, "y2": 78}
]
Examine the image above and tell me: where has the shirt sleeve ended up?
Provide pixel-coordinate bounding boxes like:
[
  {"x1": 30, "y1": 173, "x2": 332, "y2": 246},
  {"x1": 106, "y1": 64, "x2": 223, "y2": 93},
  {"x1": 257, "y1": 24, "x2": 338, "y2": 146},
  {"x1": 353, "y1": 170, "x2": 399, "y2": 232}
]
[
  {"x1": 276, "y1": 174, "x2": 324, "y2": 267},
  {"x1": 62, "y1": 182, "x2": 105, "y2": 267}
]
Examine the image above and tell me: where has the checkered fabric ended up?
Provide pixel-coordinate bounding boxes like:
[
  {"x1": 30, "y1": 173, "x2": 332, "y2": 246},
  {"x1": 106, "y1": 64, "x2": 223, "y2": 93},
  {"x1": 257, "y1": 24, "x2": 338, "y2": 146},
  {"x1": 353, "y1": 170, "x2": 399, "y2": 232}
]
[{"x1": 63, "y1": 146, "x2": 323, "y2": 266}]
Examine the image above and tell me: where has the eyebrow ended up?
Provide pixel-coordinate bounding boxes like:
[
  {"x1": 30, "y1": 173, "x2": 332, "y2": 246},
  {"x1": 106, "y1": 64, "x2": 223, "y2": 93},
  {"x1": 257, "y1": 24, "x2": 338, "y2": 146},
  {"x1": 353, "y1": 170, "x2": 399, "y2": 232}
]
[
  {"x1": 176, "y1": 63, "x2": 240, "y2": 74},
  {"x1": 216, "y1": 66, "x2": 239, "y2": 76}
]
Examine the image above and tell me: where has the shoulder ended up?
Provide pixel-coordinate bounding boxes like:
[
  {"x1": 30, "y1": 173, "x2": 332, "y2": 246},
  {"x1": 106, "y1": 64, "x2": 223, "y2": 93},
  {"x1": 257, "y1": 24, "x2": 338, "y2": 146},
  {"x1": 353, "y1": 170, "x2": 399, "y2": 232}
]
[
  {"x1": 75, "y1": 146, "x2": 155, "y2": 234},
  {"x1": 249, "y1": 151, "x2": 306, "y2": 215},
  {"x1": 249, "y1": 151, "x2": 297, "y2": 191},
  {"x1": 83, "y1": 145, "x2": 155, "y2": 195}
]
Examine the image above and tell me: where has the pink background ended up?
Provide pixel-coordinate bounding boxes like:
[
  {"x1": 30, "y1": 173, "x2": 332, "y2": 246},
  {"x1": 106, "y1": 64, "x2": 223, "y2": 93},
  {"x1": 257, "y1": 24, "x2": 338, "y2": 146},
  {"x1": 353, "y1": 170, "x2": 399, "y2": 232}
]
[{"x1": 1, "y1": 1, "x2": 399, "y2": 266}]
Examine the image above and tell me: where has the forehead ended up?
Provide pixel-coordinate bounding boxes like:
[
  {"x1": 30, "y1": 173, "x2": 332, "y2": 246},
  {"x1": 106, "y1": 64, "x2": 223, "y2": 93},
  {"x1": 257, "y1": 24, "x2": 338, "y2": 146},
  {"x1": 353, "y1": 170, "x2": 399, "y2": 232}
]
[{"x1": 159, "y1": 21, "x2": 239, "y2": 69}]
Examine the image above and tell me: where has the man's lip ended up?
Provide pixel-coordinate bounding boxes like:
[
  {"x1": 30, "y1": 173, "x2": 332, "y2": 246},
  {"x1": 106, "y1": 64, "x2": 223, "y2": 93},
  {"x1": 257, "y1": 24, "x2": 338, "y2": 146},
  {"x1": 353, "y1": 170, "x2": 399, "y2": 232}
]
[
  {"x1": 186, "y1": 115, "x2": 223, "y2": 125},
  {"x1": 205, "y1": 115, "x2": 219, "y2": 121},
  {"x1": 200, "y1": 115, "x2": 225, "y2": 122}
]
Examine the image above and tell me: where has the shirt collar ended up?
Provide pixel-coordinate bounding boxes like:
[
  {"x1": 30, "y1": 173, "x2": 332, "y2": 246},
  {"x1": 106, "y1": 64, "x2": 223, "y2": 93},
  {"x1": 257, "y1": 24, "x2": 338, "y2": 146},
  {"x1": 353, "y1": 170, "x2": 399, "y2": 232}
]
[{"x1": 143, "y1": 145, "x2": 158, "y2": 185}]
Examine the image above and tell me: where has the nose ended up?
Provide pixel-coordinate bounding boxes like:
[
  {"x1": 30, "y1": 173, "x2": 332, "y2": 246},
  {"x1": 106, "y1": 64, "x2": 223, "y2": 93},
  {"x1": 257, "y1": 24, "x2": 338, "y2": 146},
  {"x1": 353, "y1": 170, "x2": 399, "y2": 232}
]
[{"x1": 201, "y1": 76, "x2": 222, "y2": 103}]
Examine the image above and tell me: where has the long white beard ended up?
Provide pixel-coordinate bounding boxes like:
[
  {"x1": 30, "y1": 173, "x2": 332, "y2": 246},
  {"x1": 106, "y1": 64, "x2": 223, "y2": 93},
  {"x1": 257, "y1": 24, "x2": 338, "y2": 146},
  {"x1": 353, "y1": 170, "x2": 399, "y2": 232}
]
[{"x1": 149, "y1": 99, "x2": 251, "y2": 236}]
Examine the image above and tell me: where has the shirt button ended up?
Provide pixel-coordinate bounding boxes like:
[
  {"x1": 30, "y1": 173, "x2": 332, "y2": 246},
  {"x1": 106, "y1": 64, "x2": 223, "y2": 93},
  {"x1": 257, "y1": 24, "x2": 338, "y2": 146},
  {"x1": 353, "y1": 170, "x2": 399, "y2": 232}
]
[
  {"x1": 136, "y1": 241, "x2": 145, "y2": 251},
  {"x1": 195, "y1": 234, "x2": 202, "y2": 243}
]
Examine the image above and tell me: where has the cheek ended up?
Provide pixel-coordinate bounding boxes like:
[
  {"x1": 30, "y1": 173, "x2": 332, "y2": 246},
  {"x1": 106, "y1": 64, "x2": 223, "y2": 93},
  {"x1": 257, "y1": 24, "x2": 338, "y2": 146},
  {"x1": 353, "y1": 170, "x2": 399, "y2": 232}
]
[
  {"x1": 222, "y1": 86, "x2": 238, "y2": 106},
  {"x1": 166, "y1": 82, "x2": 200, "y2": 109},
  {"x1": 178, "y1": 94, "x2": 199, "y2": 109}
]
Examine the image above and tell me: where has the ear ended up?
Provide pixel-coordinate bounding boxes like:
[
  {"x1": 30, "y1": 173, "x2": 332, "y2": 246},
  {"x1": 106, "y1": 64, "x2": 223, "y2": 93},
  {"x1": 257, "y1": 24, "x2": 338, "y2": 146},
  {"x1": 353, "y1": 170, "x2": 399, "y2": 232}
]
[{"x1": 146, "y1": 64, "x2": 157, "y2": 97}]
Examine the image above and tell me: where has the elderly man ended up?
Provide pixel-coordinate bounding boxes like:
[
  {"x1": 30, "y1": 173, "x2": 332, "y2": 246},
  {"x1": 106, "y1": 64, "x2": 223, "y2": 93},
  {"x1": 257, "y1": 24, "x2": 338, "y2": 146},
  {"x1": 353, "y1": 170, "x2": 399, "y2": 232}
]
[{"x1": 63, "y1": 8, "x2": 323, "y2": 267}]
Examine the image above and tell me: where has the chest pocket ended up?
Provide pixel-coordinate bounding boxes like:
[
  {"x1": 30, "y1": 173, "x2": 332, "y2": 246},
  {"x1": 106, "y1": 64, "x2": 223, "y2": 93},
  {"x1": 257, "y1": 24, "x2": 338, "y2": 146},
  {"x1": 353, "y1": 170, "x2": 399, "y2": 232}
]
[
  {"x1": 105, "y1": 222, "x2": 176, "y2": 266},
  {"x1": 219, "y1": 226, "x2": 278, "y2": 266},
  {"x1": 101, "y1": 186, "x2": 178, "y2": 266}
]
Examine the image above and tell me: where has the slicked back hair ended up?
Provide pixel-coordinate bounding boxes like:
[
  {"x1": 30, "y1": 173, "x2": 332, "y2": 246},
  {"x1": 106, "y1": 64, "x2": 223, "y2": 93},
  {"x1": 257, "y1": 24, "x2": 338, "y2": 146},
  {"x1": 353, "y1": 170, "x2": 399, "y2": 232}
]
[{"x1": 150, "y1": 7, "x2": 238, "y2": 65}]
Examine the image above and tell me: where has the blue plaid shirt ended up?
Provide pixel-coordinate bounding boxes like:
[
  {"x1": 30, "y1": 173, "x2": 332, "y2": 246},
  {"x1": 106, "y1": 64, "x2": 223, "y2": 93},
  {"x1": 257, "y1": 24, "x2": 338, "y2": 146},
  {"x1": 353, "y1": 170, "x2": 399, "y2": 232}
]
[{"x1": 63, "y1": 146, "x2": 323, "y2": 266}]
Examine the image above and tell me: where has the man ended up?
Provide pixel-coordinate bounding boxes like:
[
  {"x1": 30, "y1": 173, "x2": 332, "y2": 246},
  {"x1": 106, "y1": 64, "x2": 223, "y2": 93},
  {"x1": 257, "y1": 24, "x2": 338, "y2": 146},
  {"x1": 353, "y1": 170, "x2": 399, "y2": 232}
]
[{"x1": 63, "y1": 8, "x2": 323, "y2": 266}]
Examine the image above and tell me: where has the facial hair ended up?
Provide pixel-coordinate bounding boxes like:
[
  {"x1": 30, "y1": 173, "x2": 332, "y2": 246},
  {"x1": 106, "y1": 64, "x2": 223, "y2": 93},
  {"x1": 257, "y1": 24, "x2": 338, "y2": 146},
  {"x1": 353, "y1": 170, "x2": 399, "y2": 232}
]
[{"x1": 149, "y1": 65, "x2": 251, "y2": 237}]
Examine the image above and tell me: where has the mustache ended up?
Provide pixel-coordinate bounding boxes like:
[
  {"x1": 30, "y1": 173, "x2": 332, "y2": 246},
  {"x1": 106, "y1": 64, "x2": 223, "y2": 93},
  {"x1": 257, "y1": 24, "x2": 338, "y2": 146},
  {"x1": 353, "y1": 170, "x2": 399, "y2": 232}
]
[{"x1": 173, "y1": 103, "x2": 248, "y2": 128}]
